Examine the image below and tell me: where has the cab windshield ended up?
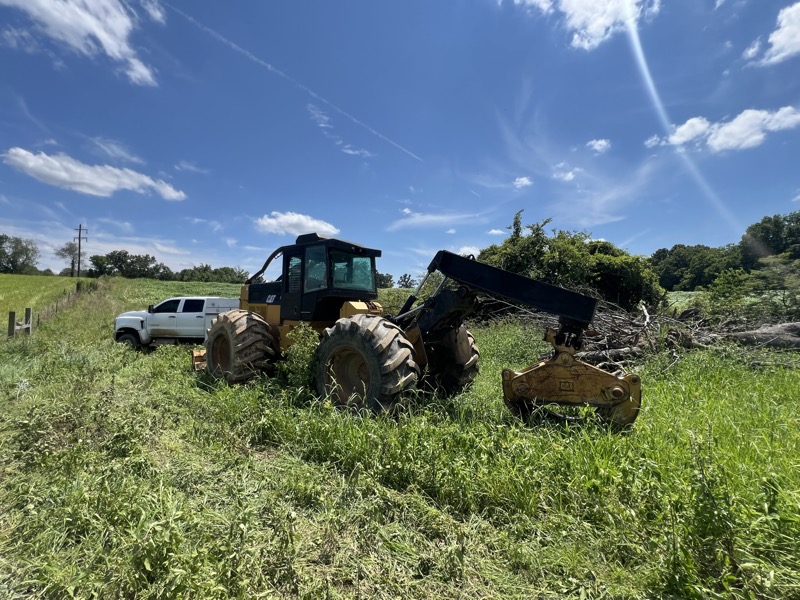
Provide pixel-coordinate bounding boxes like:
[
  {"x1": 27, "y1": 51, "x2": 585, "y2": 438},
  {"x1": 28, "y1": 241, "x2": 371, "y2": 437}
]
[{"x1": 331, "y1": 251, "x2": 375, "y2": 292}]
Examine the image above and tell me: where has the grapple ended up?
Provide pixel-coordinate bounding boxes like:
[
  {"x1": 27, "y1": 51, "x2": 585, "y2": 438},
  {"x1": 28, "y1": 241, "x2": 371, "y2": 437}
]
[{"x1": 502, "y1": 328, "x2": 641, "y2": 427}]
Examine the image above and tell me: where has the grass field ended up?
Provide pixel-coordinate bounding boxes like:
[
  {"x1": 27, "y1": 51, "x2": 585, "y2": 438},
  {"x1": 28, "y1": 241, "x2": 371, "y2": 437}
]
[
  {"x1": 1, "y1": 276, "x2": 799, "y2": 598},
  {"x1": 0, "y1": 274, "x2": 88, "y2": 323}
]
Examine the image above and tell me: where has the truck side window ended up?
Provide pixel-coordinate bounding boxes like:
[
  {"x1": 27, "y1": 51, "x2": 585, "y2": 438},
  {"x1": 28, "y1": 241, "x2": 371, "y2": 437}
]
[
  {"x1": 182, "y1": 299, "x2": 204, "y2": 313},
  {"x1": 304, "y1": 245, "x2": 327, "y2": 292},
  {"x1": 153, "y1": 299, "x2": 181, "y2": 313}
]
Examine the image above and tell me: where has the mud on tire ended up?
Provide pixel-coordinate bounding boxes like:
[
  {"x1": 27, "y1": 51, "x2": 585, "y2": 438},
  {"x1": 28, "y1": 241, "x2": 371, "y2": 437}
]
[
  {"x1": 424, "y1": 325, "x2": 480, "y2": 396},
  {"x1": 205, "y1": 309, "x2": 278, "y2": 384},
  {"x1": 315, "y1": 314, "x2": 420, "y2": 412}
]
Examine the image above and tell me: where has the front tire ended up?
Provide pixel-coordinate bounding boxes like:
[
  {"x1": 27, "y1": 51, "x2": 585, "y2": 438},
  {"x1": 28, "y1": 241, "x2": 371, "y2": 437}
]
[
  {"x1": 314, "y1": 315, "x2": 419, "y2": 411},
  {"x1": 117, "y1": 332, "x2": 141, "y2": 349},
  {"x1": 205, "y1": 310, "x2": 277, "y2": 384}
]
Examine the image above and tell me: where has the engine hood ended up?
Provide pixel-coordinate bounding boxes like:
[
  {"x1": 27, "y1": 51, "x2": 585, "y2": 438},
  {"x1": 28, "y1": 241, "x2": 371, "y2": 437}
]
[{"x1": 115, "y1": 310, "x2": 148, "y2": 322}]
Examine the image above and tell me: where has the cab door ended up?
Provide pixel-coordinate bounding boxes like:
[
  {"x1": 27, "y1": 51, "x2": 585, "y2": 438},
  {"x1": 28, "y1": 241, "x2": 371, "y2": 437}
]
[
  {"x1": 176, "y1": 298, "x2": 206, "y2": 337},
  {"x1": 148, "y1": 298, "x2": 181, "y2": 336}
]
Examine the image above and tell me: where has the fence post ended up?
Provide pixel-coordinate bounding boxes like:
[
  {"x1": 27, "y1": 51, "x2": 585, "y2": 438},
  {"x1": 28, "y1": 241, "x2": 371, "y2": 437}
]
[
  {"x1": 24, "y1": 308, "x2": 32, "y2": 336},
  {"x1": 8, "y1": 311, "x2": 15, "y2": 339}
]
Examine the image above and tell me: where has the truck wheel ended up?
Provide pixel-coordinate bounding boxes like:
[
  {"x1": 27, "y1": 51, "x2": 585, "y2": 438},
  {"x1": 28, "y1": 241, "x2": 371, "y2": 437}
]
[
  {"x1": 315, "y1": 315, "x2": 420, "y2": 412},
  {"x1": 425, "y1": 325, "x2": 480, "y2": 396},
  {"x1": 117, "y1": 332, "x2": 141, "y2": 349},
  {"x1": 205, "y1": 310, "x2": 277, "y2": 384}
]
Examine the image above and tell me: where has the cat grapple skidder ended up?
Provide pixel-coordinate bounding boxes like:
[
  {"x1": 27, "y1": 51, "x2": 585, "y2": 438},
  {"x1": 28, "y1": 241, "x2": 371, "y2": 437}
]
[{"x1": 200, "y1": 233, "x2": 641, "y2": 427}]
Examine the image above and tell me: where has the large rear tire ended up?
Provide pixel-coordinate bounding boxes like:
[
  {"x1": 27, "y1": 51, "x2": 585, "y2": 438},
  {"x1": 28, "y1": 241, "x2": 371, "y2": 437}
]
[
  {"x1": 314, "y1": 314, "x2": 419, "y2": 411},
  {"x1": 425, "y1": 325, "x2": 480, "y2": 396},
  {"x1": 205, "y1": 310, "x2": 277, "y2": 384}
]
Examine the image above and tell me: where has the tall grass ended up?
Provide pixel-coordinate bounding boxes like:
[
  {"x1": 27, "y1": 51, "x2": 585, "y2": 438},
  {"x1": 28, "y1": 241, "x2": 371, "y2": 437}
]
[
  {"x1": 0, "y1": 279, "x2": 798, "y2": 598},
  {"x1": 0, "y1": 274, "x2": 88, "y2": 320}
]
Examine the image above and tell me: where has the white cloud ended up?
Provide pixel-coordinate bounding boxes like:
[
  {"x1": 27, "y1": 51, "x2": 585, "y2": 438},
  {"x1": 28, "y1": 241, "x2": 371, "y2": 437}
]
[
  {"x1": 446, "y1": 229, "x2": 456, "y2": 234},
  {"x1": 224, "y1": 238, "x2": 237, "y2": 248},
  {"x1": 140, "y1": 0, "x2": 166, "y2": 24},
  {"x1": 586, "y1": 138, "x2": 611, "y2": 154},
  {"x1": 1, "y1": 26, "x2": 39, "y2": 53},
  {"x1": 0, "y1": 0, "x2": 158, "y2": 85},
  {"x1": 96, "y1": 217, "x2": 133, "y2": 233},
  {"x1": 513, "y1": 176, "x2": 533, "y2": 189},
  {"x1": 707, "y1": 107, "x2": 800, "y2": 151},
  {"x1": 457, "y1": 246, "x2": 481, "y2": 257},
  {"x1": 644, "y1": 134, "x2": 660, "y2": 148},
  {"x1": 386, "y1": 211, "x2": 482, "y2": 232},
  {"x1": 511, "y1": 0, "x2": 661, "y2": 50},
  {"x1": 307, "y1": 103, "x2": 375, "y2": 159},
  {"x1": 2, "y1": 147, "x2": 186, "y2": 200},
  {"x1": 488, "y1": 229, "x2": 506, "y2": 235},
  {"x1": 187, "y1": 217, "x2": 223, "y2": 232},
  {"x1": 758, "y1": 2, "x2": 800, "y2": 65},
  {"x1": 647, "y1": 107, "x2": 800, "y2": 152},
  {"x1": 255, "y1": 211, "x2": 340, "y2": 236},
  {"x1": 668, "y1": 117, "x2": 711, "y2": 145},
  {"x1": 553, "y1": 166, "x2": 580, "y2": 181},
  {"x1": 341, "y1": 145, "x2": 375, "y2": 158},
  {"x1": 92, "y1": 137, "x2": 144, "y2": 164},
  {"x1": 742, "y1": 38, "x2": 761, "y2": 60},
  {"x1": 152, "y1": 241, "x2": 190, "y2": 256},
  {"x1": 175, "y1": 160, "x2": 210, "y2": 174}
]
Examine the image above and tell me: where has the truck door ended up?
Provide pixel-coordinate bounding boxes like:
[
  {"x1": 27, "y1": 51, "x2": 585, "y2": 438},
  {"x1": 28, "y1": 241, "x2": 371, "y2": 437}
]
[
  {"x1": 148, "y1": 298, "x2": 181, "y2": 336},
  {"x1": 176, "y1": 298, "x2": 206, "y2": 338}
]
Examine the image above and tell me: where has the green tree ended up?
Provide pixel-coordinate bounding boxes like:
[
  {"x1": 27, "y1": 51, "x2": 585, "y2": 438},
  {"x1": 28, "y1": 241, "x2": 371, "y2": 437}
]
[
  {"x1": 740, "y1": 210, "x2": 800, "y2": 268},
  {"x1": 0, "y1": 234, "x2": 40, "y2": 274},
  {"x1": 88, "y1": 250, "x2": 171, "y2": 279},
  {"x1": 397, "y1": 273, "x2": 416, "y2": 288},
  {"x1": 375, "y1": 271, "x2": 394, "y2": 288},
  {"x1": 54, "y1": 241, "x2": 83, "y2": 276},
  {"x1": 478, "y1": 213, "x2": 663, "y2": 310},
  {"x1": 649, "y1": 244, "x2": 740, "y2": 291}
]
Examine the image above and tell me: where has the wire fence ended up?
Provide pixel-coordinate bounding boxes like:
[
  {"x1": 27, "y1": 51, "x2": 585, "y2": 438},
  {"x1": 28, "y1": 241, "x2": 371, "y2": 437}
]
[{"x1": 6, "y1": 280, "x2": 98, "y2": 339}]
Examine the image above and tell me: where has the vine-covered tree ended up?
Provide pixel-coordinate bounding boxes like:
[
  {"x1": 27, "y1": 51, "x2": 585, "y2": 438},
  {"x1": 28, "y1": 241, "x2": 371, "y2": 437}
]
[
  {"x1": 54, "y1": 241, "x2": 86, "y2": 276},
  {"x1": 478, "y1": 212, "x2": 664, "y2": 310}
]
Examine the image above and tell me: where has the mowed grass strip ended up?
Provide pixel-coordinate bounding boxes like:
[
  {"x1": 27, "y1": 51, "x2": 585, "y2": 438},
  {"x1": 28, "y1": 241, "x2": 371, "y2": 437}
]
[{"x1": 1, "y1": 278, "x2": 799, "y2": 598}]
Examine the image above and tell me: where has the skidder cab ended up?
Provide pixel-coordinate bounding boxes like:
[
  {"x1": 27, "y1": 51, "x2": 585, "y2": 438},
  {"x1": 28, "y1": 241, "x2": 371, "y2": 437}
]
[{"x1": 200, "y1": 233, "x2": 641, "y2": 427}]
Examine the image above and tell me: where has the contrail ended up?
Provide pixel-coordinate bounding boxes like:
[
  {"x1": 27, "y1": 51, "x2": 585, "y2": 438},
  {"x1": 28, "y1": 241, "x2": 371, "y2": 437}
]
[
  {"x1": 623, "y1": 1, "x2": 742, "y2": 236},
  {"x1": 163, "y1": 2, "x2": 423, "y2": 162}
]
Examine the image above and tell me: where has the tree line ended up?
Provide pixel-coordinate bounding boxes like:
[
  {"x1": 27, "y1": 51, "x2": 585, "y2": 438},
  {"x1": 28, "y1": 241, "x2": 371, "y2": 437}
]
[{"x1": 2, "y1": 208, "x2": 798, "y2": 313}]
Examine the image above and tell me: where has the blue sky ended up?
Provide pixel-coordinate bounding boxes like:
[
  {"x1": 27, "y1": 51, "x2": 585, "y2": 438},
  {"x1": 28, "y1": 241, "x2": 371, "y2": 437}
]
[{"x1": 1, "y1": 0, "x2": 799, "y2": 280}]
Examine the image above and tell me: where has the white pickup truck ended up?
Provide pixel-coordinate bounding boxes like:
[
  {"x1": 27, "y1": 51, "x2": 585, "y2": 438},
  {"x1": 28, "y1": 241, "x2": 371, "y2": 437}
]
[{"x1": 114, "y1": 296, "x2": 239, "y2": 348}]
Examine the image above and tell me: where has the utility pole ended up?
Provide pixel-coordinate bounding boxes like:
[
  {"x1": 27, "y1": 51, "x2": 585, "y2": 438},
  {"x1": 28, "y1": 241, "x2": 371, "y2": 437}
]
[{"x1": 74, "y1": 224, "x2": 88, "y2": 278}]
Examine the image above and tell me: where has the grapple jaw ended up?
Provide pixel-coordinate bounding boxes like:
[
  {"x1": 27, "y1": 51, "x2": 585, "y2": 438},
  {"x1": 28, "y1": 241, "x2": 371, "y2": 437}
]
[{"x1": 502, "y1": 329, "x2": 642, "y2": 428}]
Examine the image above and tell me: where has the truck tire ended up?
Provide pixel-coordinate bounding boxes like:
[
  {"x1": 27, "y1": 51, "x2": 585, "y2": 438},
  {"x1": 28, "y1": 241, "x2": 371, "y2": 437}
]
[
  {"x1": 205, "y1": 310, "x2": 277, "y2": 384},
  {"x1": 315, "y1": 314, "x2": 420, "y2": 412},
  {"x1": 117, "y1": 332, "x2": 141, "y2": 349},
  {"x1": 425, "y1": 325, "x2": 480, "y2": 396}
]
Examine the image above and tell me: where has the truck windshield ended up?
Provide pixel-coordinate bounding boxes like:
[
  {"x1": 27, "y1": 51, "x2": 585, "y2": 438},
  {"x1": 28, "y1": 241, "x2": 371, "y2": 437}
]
[{"x1": 331, "y1": 251, "x2": 375, "y2": 292}]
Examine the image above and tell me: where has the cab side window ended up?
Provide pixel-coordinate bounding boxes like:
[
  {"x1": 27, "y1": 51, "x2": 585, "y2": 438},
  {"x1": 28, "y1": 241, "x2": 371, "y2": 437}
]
[
  {"x1": 181, "y1": 299, "x2": 204, "y2": 313},
  {"x1": 153, "y1": 299, "x2": 181, "y2": 313}
]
